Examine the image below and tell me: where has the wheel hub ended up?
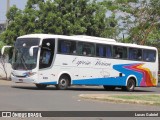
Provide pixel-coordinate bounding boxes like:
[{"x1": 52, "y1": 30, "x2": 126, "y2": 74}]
[{"x1": 60, "y1": 79, "x2": 66, "y2": 87}]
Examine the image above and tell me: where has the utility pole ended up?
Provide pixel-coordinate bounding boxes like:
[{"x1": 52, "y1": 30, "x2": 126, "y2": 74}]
[
  {"x1": 7, "y1": 0, "x2": 10, "y2": 12},
  {"x1": 6, "y1": 0, "x2": 10, "y2": 29}
]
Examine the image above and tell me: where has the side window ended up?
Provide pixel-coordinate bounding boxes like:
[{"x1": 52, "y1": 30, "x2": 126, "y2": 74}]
[
  {"x1": 113, "y1": 46, "x2": 127, "y2": 59},
  {"x1": 77, "y1": 42, "x2": 95, "y2": 56},
  {"x1": 58, "y1": 39, "x2": 76, "y2": 54},
  {"x1": 96, "y1": 44, "x2": 112, "y2": 58},
  {"x1": 143, "y1": 49, "x2": 156, "y2": 62},
  {"x1": 39, "y1": 39, "x2": 55, "y2": 69},
  {"x1": 129, "y1": 48, "x2": 142, "y2": 61},
  {"x1": 96, "y1": 44, "x2": 105, "y2": 57},
  {"x1": 106, "y1": 45, "x2": 112, "y2": 58}
]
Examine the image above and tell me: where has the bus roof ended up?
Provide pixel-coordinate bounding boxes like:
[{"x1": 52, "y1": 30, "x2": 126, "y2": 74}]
[
  {"x1": 73, "y1": 35, "x2": 116, "y2": 42},
  {"x1": 18, "y1": 34, "x2": 157, "y2": 50},
  {"x1": 18, "y1": 34, "x2": 115, "y2": 42}
]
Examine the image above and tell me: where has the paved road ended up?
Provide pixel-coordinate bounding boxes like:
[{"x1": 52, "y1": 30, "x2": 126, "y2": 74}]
[{"x1": 0, "y1": 80, "x2": 160, "y2": 120}]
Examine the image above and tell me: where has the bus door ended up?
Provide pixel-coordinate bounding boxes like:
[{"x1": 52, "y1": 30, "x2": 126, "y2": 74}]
[{"x1": 38, "y1": 39, "x2": 55, "y2": 83}]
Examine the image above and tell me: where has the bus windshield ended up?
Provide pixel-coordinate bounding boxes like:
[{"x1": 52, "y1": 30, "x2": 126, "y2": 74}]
[{"x1": 12, "y1": 38, "x2": 40, "y2": 70}]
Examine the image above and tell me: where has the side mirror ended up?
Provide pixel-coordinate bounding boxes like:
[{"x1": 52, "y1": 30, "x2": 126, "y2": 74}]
[
  {"x1": 29, "y1": 46, "x2": 39, "y2": 56},
  {"x1": 1, "y1": 46, "x2": 12, "y2": 55}
]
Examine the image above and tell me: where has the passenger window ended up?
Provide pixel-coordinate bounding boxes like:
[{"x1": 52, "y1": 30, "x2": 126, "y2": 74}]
[
  {"x1": 129, "y1": 48, "x2": 142, "y2": 60},
  {"x1": 58, "y1": 40, "x2": 76, "y2": 54},
  {"x1": 77, "y1": 42, "x2": 95, "y2": 56},
  {"x1": 96, "y1": 44, "x2": 112, "y2": 58},
  {"x1": 106, "y1": 45, "x2": 112, "y2": 58},
  {"x1": 96, "y1": 44, "x2": 105, "y2": 57},
  {"x1": 113, "y1": 46, "x2": 127, "y2": 59},
  {"x1": 143, "y1": 49, "x2": 156, "y2": 62}
]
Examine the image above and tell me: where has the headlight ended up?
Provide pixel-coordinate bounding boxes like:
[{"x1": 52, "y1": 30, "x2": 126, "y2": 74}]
[
  {"x1": 28, "y1": 72, "x2": 37, "y2": 77},
  {"x1": 23, "y1": 72, "x2": 37, "y2": 77}
]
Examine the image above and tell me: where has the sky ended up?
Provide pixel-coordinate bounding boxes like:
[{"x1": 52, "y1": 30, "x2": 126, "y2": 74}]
[{"x1": 0, "y1": 0, "x2": 27, "y2": 23}]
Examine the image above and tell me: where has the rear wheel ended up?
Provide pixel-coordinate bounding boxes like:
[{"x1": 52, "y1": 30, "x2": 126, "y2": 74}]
[
  {"x1": 36, "y1": 84, "x2": 47, "y2": 89},
  {"x1": 122, "y1": 78, "x2": 135, "y2": 92},
  {"x1": 56, "y1": 75, "x2": 69, "y2": 90},
  {"x1": 103, "y1": 86, "x2": 116, "y2": 91}
]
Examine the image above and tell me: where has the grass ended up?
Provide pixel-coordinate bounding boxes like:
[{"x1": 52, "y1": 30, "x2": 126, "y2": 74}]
[
  {"x1": 112, "y1": 95, "x2": 159, "y2": 101},
  {"x1": 110, "y1": 94, "x2": 160, "y2": 105},
  {"x1": 79, "y1": 94, "x2": 160, "y2": 106}
]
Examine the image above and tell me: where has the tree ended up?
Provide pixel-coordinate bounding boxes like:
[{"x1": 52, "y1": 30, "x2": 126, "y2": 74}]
[
  {"x1": 0, "y1": 55, "x2": 8, "y2": 80},
  {"x1": 0, "y1": 41, "x2": 6, "y2": 49},
  {"x1": 0, "y1": 40, "x2": 12, "y2": 80},
  {"x1": 0, "y1": 0, "x2": 119, "y2": 45},
  {"x1": 111, "y1": 0, "x2": 160, "y2": 45},
  {"x1": 0, "y1": 5, "x2": 22, "y2": 45}
]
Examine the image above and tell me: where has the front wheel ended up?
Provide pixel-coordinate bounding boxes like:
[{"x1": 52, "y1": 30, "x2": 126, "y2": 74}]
[
  {"x1": 36, "y1": 84, "x2": 47, "y2": 89},
  {"x1": 122, "y1": 78, "x2": 135, "y2": 92},
  {"x1": 56, "y1": 75, "x2": 69, "y2": 90}
]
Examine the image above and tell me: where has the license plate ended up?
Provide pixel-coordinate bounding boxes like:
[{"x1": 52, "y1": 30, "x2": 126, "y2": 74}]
[{"x1": 19, "y1": 79, "x2": 23, "y2": 82}]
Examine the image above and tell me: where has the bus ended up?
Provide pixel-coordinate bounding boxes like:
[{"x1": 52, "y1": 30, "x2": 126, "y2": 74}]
[{"x1": 1, "y1": 34, "x2": 158, "y2": 91}]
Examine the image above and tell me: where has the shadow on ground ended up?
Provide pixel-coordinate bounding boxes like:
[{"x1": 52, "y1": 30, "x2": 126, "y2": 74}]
[{"x1": 11, "y1": 85, "x2": 156, "y2": 93}]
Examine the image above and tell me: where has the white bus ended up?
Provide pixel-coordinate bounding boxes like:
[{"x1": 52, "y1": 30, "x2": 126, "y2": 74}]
[{"x1": 2, "y1": 34, "x2": 158, "y2": 91}]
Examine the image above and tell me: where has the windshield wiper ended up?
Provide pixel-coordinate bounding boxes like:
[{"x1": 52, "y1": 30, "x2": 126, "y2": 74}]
[
  {"x1": 20, "y1": 55, "x2": 28, "y2": 70},
  {"x1": 15, "y1": 48, "x2": 28, "y2": 70}
]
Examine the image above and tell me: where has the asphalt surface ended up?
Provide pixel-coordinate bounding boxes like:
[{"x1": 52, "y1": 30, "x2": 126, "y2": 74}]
[{"x1": 0, "y1": 80, "x2": 160, "y2": 120}]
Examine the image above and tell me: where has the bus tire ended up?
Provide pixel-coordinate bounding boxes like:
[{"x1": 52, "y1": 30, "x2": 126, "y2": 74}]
[
  {"x1": 36, "y1": 84, "x2": 47, "y2": 89},
  {"x1": 122, "y1": 78, "x2": 135, "y2": 92},
  {"x1": 103, "y1": 86, "x2": 116, "y2": 91},
  {"x1": 56, "y1": 75, "x2": 69, "y2": 90}
]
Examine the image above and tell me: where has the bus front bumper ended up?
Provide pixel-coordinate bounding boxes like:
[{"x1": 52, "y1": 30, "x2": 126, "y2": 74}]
[{"x1": 11, "y1": 74, "x2": 37, "y2": 84}]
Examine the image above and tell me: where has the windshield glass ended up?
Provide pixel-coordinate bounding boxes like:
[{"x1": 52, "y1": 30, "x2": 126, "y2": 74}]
[{"x1": 12, "y1": 38, "x2": 40, "y2": 70}]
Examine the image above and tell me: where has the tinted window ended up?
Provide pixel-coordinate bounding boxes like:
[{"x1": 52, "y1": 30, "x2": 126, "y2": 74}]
[
  {"x1": 15, "y1": 38, "x2": 40, "y2": 47},
  {"x1": 39, "y1": 39, "x2": 55, "y2": 69},
  {"x1": 129, "y1": 48, "x2": 142, "y2": 61},
  {"x1": 58, "y1": 40, "x2": 76, "y2": 54},
  {"x1": 113, "y1": 46, "x2": 127, "y2": 59},
  {"x1": 12, "y1": 38, "x2": 40, "y2": 70},
  {"x1": 96, "y1": 44, "x2": 112, "y2": 58},
  {"x1": 143, "y1": 49, "x2": 156, "y2": 62},
  {"x1": 77, "y1": 42, "x2": 95, "y2": 56}
]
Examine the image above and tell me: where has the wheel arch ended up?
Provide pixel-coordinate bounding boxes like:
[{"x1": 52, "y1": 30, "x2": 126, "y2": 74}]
[
  {"x1": 58, "y1": 72, "x2": 72, "y2": 86},
  {"x1": 126, "y1": 75, "x2": 137, "y2": 87}
]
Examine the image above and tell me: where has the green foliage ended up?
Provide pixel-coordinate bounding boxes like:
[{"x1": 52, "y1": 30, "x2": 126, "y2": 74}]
[
  {"x1": 0, "y1": 0, "x2": 119, "y2": 45},
  {"x1": 115, "y1": 0, "x2": 160, "y2": 46},
  {"x1": 2, "y1": 0, "x2": 159, "y2": 49},
  {"x1": 0, "y1": 41, "x2": 6, "y2": 49}
]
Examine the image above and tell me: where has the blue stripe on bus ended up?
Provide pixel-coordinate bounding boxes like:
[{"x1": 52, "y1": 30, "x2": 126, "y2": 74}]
[
  {"x1": 39, "y1": 81, "x2": 57, "y2": 85},
  {"x1": 73, "y1": 63, "x2": 144, "y2": 86},
  {"x1": 113, "y1": 63, "x2": 145, "y2": 86},
  {"x1": 72, "y1": 77, "x2": 126, "y2": 86},
  {"x1": 38, "y1": 63, "x2": 149, "y2": 86}
]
